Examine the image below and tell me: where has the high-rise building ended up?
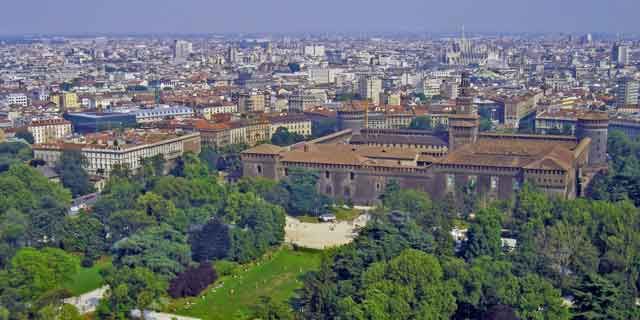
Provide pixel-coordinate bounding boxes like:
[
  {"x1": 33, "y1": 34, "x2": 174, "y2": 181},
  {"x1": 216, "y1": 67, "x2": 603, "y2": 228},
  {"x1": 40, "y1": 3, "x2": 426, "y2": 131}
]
[
  {"x1": 227, "y1": 46, "x2": 238, "y2": 64},
  {"x1": 173, "y1": 40, "x2": 193, "y2": 62},
  {"x1": 358, "y1": 74, "x2": 382, "y2": 105},
  {"x1": 304, "y1": 45, "x2": 325, "y2": 57},
  {"x1": 612, "y1": 42, "x2": 630, "y2": 66},
  {"x1": 616, "y1": 77, "x2": 639, "y2": 108}
]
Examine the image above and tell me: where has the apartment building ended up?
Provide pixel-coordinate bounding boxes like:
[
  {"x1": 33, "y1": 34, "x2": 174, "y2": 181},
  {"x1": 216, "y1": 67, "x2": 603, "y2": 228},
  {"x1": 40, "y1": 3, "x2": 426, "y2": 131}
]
[
  {"x1": 33, "y1": 129, "x2": 201, "y2": 176},
  {"x1": 27, "y1": 118, "x2": 73, "y2": 144}
]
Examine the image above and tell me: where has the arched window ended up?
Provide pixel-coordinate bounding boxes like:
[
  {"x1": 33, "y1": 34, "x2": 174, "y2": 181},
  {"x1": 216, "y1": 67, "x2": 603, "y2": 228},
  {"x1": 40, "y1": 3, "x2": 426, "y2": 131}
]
[{"x1": 257, "y1": 165, "x2": 262, "y2": 174}]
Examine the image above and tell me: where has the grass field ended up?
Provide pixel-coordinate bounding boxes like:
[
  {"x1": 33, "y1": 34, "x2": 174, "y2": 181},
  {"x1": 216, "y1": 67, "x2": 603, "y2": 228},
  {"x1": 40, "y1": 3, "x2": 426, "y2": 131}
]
[
  {"x1": 168, "y1": 248, "x2": 322, "y2": 320},
  {"x1": 63, "y1": 257, "x2": 112, "y2": 296}
]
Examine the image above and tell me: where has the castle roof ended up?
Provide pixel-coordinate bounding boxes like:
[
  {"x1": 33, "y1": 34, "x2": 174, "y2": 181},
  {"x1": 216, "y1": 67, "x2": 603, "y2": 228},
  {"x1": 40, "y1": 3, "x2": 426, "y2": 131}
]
[{"x1": 440, "y1": 138, "x2": 576, "y2": 171}]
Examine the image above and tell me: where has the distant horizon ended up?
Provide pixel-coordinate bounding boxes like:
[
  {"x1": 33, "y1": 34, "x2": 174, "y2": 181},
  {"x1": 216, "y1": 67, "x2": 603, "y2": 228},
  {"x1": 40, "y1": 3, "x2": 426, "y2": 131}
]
[
  {"x1": 0, "y1": 31, "x2": 637, "y2": 39},
  {"x1": 1, "y1": 0, "x2": 638, "y2": 36}
]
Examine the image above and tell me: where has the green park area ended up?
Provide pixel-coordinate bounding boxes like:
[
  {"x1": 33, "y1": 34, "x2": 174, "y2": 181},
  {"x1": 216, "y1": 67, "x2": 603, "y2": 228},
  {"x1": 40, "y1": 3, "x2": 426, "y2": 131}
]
[
  {"x1": 168, "y1": 248, "x2": 321, "y2": 320},
  {"x1": 63, "y1": 257, "x2": 112, "y2": 296}
]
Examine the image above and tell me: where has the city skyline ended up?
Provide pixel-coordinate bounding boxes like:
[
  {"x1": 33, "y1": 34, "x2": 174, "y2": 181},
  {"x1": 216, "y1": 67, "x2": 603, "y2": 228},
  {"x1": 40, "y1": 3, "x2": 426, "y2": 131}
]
[{"x1": 2, "y1": 0, "x2": 639, "y2": 35}]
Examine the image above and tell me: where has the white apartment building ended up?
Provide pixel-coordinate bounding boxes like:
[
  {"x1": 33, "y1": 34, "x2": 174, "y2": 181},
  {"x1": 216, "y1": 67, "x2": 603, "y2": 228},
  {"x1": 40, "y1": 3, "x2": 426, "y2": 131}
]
[
  {"x1": 33, "y1": 131, "x2": 201, "y2": 176},
  {"x1": 27, "y1": 119, "x2": 73, "y2": 144},
  {"x1": 133, "y1": 106, "x2": 194, "y2": 123},
  {"x1": 6, "y1": 93, "x2": 29, "y2": 107}
]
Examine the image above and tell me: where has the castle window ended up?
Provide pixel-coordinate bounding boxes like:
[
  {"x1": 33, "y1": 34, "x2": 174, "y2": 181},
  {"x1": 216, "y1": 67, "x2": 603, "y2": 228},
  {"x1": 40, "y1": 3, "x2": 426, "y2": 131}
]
[
  {"x1": 513, "y1": 179, "x2": 521, "y2": 191},
  {"x1": 446, "y1": 174, "x2": 455, "y2": 191},
  {"x1": 350, "y1": 172, "x2": 355, "y2": 180},
  {"x1": 257, "y1": 165, "x2": 262, "y2": 174},
  {"x1": 284, "y1": 168, "x2": 289, "y2": 176},
  {"x1": 376, "y1": 183, "x2": 381, "y2": 191},
  {"x1": 325, "y1": 171, "x2": 330, "y2": 179},
  {"x1": 469, "y1": 175, "x2": 477, "y2": 187}
]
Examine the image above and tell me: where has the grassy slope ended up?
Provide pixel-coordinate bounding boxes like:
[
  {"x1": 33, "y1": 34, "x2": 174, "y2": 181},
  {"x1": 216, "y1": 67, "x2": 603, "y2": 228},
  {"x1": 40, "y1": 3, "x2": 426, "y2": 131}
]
[
  {"x1": 63, "y1": 257, "x2": 112, "y2": 296},
  {"x1": 169, "y1": 248, "x2": 322, "y2": 320}
]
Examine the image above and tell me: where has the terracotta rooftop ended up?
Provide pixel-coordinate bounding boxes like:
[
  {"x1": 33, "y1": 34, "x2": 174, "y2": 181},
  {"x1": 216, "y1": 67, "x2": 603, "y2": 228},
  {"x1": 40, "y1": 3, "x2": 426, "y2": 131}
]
[
  {"x1": 441, "y1": 139, "x2": 576, "y2": 170},
  {"x1": 351, "y1": 133, "x2": 447, "y2": 147}
]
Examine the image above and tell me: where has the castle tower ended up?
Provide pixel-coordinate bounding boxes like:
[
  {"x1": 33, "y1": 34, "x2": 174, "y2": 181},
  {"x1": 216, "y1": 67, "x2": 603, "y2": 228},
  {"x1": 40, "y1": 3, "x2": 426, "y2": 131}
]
[
  {"x1": 576, "y1": 112, "x2": 609, "y2": 167},
  {"x1": 448, "y1": 71, "x2": 479, "y2": 150}
]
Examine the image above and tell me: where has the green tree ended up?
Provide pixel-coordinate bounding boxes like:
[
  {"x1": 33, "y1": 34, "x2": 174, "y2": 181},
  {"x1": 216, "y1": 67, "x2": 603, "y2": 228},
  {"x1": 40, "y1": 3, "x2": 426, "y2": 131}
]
[
  {"x1": 252, "y1": 296, "x2": 295, "y2": 320},
  {"x1": 280, "y1": 169, "x2": 332, "y2": 216},
  {"x1": 355, "y1": 249, "x2": 457, "y2": 319},
  {"x1": 573, "y1": 273, "x2": 629, "y2": 320},
  {"x1": 271, "y1": 127, "x2": 305, "y2": 146},
  {"x1": 237, "y1": 176, "x2": 289, "y2": 208},
  {"x1": 14, "y1": 131, "x2": 34, "y2": 144},
  {"x1": 111, "y1": 224, "x2": 192, "y2": 279},
  {"x1": 0, "y1": 141, "x2": 32, "y2": 172},
  {"x1": 2, "y1": 247, "x2": 78, "y2": 301},
  {"x1": 97, "y1": 266, "x2": 166, "y2": 319},
  {"x1": 135, "y1": 192, "x2": 178, "y2": 225},
  {"x1": 463, "y1": 207, "x2": 503, "y2": 260},
  {"x1": 55, "y1": 151, "x2": 94, "y2": 197},
  {"x1": 60, "y1": 215, "x2": 108, "y2": 264},
  {"x1": 199, "y1": 146, "x2": 220, "y2": 173},
  {"x1": 172, "y1": 152, "x2": 209, "y2": 179}
]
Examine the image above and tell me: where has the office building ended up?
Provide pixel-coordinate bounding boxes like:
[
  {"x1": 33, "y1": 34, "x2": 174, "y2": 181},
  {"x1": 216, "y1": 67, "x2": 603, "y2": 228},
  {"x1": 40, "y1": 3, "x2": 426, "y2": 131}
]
[
  {"x1": 612, "y1": 43, "x2": 630, "y2": 66},
  {"x1": 33, "y1": 129, "x2": 201, "y2": 176},
  {"x1": 174, "y1": 40, "x2": 193, "y2": 62},
  {"x1": 616, "y1": 77, "x2": 639, "y2": 108},
  {"x1": 358, "y1": 74, "x2": 383, "y2": 105}
]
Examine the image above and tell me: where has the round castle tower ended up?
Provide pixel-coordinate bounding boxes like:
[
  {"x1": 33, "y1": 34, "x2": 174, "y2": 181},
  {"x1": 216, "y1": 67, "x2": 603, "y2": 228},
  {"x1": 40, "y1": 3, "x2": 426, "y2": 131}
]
[{"x1": 576, "y1": 112, "x2": 609, "y2": 167}]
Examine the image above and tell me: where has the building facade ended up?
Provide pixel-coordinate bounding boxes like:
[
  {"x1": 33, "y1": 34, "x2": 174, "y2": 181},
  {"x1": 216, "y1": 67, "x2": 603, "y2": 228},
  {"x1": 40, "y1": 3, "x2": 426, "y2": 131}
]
[
  {"x1": 33, "y1": 130, "x2": 201, "y2": 176},
  {"x1": 27, "y1": 119, "x2": 73, "y2": 144},
  {"x1": 242, "y1": 72, "x2": 606, "y2": 205}
]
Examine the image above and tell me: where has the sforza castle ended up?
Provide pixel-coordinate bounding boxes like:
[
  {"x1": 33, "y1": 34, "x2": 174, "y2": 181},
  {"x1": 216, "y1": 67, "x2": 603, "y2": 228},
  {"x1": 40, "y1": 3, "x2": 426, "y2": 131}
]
[{"x1": 241, "y1": 72, "x2": 609, "y2": 205}]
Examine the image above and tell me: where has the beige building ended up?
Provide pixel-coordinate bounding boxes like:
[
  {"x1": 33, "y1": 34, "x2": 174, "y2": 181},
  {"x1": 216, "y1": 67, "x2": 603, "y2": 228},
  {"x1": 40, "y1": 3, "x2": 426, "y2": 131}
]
[
  {"x1": 33, "y1": 130, "x2": 201, "y2": 176},
  {"x1": 27, "y1": 119, "x2": 73, "y2": 144},
  {"x1": 195, "y1": 103, "x2": 238, "y2": 120},
  {"x1": 496, "y1": 90, "x2": 543, "y2": 129},
  {"x1": 236, "y1": 90, "x2": 268, "y2": 113},
  {"x1": 268, "y1": 114, "x2": 312, "y2": 137}
]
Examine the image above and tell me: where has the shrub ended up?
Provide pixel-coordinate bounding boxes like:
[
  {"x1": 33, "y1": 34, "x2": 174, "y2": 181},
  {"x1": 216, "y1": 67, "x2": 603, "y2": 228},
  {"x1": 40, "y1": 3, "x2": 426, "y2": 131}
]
[
  {"x1": 214, "y1": 260, "x2": 239, "y2": 277},
  {"x1": 168, "y1": 263, "x2": 218, "y2": 298}
]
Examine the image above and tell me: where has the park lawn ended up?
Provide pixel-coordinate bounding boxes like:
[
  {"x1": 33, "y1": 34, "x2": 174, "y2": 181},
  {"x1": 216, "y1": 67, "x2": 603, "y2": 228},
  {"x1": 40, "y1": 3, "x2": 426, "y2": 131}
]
[
  {"x1": 168, "y1": 248, "x2": 322, "y2": 320},
  {"x1": 331, "y1": 207, "x2": 361, "y2": 221},
  {"x1": 63, "y1": 257, "x2": 112, "y2": 296}
]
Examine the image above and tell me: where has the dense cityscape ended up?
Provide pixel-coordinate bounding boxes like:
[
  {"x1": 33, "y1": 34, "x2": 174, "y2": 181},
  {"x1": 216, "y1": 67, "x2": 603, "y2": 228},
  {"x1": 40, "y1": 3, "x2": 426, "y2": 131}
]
[{"x1": 2, "y1": 12, "x2": 640, "y2": 320}]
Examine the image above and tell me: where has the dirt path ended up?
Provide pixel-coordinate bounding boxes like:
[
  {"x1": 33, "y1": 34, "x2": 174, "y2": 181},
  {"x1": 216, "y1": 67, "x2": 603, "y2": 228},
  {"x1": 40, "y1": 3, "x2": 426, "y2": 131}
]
[{"x1": 284, "y1": 214, "x2": 370, "y2": 249}]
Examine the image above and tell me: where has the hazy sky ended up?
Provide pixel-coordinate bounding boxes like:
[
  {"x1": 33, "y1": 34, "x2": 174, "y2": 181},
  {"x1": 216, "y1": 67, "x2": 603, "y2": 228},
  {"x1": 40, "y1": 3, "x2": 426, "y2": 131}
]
[{"x1": 1, "y1": 0, "x2": 638, "y2": 35}]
